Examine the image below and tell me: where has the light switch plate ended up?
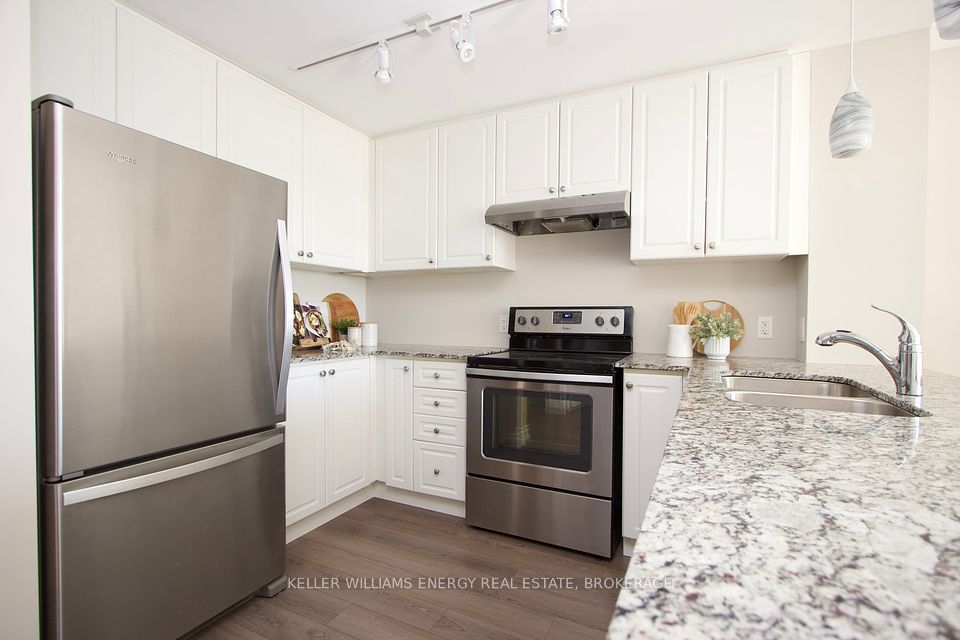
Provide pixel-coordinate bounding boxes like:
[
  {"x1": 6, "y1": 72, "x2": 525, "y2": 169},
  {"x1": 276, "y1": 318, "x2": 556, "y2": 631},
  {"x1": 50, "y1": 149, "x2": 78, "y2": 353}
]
[{"x1": 757, "y1": 316, "x2": 774, "y2": 340}]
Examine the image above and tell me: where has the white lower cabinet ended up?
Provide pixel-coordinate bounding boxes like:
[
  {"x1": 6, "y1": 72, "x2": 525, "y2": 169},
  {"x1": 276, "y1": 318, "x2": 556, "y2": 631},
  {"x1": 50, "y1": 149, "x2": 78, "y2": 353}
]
[
  {"x1": 284, "y1": 358, "x2": 371, "y2": 526},
  {"x1": 382, "y1": 359, "x2": 467, "y2": 501},
  {"x1": 413, "y1": 442, "x2": 466, "y2": 500},
  {"x1": 621, "y1": 372, "x2": 683, "y2": 544}
]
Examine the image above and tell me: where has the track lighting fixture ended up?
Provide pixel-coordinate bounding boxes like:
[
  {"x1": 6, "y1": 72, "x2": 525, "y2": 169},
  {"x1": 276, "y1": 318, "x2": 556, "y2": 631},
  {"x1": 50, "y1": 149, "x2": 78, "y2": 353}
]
[
  {"x1": 450, "y1": 11, "x2": 477, "y2": 63},
  {"x1": 547, "y1": 0, "x2": 569, "y2": 34},
  {"x1": 374, "y1": 40, "x2": 392, "y2": 83}
]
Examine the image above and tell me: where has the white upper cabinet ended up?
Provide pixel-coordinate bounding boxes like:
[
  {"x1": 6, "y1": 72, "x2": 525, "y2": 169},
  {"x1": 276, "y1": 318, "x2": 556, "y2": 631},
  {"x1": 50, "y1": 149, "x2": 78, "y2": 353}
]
[
  {"x1": 496, "y1": 101, "x2": 560, "y2": 204},
  {"x1": 302, "y1": 107, "x2": 369, "y2": 272},
  {"x1": 374, "y1": 128, "x2": 438, "y2": 271},
  {"x1": 630, "y1": 73, "x2": 708, "y2": 261},
  {"x1": 324, "y1": 359, "x2": 371, "y2": 504},
  {"x1": 438, "y1": 116, "x2": 516, "y2": 270},
  {"x1": 216, "y1": 63, "x2": 303, "y2": 253},
  {"x1": 116, "y1": 9, "x2": 216, "y2": 154},
  {"x1": 559, "y1": 87, "x2": 632, "y2": 197},
  {"x1": 705, "y1": 54, "x2": 809, "y2": 258},
  {"x1": 31, "y1": 0, "x2": 116, "y2": 120}
]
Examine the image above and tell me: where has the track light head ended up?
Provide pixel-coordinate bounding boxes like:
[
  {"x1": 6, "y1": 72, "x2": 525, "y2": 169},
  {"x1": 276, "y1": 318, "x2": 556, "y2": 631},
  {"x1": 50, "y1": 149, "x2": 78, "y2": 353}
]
[
  {"x1": 451, "y1": 11, "x2": 476, "y2": 63},
  {"x1": 547, "y1": 0, "x2": 569, "y2": 34},
  {"x1": 374, "y1": 40, "x2": 392, "y2": 83}
]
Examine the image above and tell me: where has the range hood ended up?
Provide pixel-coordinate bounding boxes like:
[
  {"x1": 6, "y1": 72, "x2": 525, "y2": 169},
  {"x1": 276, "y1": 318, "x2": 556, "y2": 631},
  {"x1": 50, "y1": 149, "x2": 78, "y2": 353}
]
[{"x1": 485, "y1": 190, "x2": 630, "y2": 236}]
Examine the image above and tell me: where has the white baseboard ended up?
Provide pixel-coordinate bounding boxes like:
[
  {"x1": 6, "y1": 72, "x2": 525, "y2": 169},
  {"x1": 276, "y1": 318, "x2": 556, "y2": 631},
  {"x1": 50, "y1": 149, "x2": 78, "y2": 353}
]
[{"x1": 285, "y1": 482, "x2": 465, "y2": 543}]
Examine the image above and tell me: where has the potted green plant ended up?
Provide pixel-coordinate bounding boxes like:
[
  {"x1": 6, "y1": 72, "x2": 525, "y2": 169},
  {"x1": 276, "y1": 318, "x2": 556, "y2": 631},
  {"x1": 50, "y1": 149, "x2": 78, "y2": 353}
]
[
  {"x1": 331, "y1": 318, "x2": 358, "y2": 343},
  {"x1": 689, "y1": 312, "x2": 744, "y2": 360}
]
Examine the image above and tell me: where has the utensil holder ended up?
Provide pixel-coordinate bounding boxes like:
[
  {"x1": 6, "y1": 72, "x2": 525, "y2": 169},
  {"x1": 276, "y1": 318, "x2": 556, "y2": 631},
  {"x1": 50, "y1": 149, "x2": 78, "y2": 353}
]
[{"x1": 666, "y1": 324, "x2": 694, "y2": 358}]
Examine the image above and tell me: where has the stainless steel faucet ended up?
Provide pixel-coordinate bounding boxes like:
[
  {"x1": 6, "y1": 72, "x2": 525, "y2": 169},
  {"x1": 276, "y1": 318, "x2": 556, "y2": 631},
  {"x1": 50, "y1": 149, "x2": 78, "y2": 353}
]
[{"x1": 816, "y1": 305, "x2": 923, "y2": 397}]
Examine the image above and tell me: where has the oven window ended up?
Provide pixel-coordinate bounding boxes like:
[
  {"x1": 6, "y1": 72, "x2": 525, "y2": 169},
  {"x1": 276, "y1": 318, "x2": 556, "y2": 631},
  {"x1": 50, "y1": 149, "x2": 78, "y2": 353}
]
[{"x1": 482, "y1": 389, "x2": 592, "y2": 472}]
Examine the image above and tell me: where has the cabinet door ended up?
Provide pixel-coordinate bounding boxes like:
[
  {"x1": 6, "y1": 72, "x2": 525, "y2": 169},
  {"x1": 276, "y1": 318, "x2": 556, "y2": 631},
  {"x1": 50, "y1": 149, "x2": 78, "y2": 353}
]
[
  {"x1": 630, "y1": 73, "x2": 708, "y2": 261},
  {"x1": 559, "y1": 87, "x2": 632, "y2": 197},
  {"x1": 116, "y1": 9, "x2": 216, "y2": 154},
  {"x1": 622, "y1": 373, "x2": 683, "y2": 541},
  {"x1": 495, "y1": 101, "x2": 560, "y2": 204},
  {"x1": 216, "y1": 63, "x2": 304, "y2": 257},
  {"x1": 303, "y1": 108, "x2": 369, "y2": 271},
  {"x1": 324, "y1": 358, "x2": 371, "y2": 503},
  {"x1": 706, "y1": 56, "x2": 793, "y2": 257},
  {"x1": 284, "y1": 366, "x2": 325, "y2": 526},
  {"x1": 382, "y1": 359, "x2": 414, "y2": 490},
  {"x1": 438, "y1": 116, "x2": 499, "y2": 269},
  {"x1": 374, "y1": 129, "x2": 438, "y2": 271},
  {"x1": 31, "y1": 0, "x2": 116, "y2": 120},
  {"x1": 413, "y1": 442, "x2": 466, "y2": 501}
]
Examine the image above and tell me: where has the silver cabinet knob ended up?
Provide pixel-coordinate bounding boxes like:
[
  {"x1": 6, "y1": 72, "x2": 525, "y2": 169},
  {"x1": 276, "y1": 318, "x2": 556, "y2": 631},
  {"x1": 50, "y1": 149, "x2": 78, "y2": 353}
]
[
  {"x1": 433, "y1": 468, "x2": 440, "y2": 475},
  {"x1": 319, "y1": 371, "x2": 327, "y2": 377},
  {"x1": 694, "y1": 243, "x2": 702, "y2": 250},
  {"x1": 328, "y1": 369, "x2": 335, "y2": 376},
  {"x1": 548, "y1": 186, "x2": 556, "y2": 194},
  {"x1": 560, "y1": 185, "x2": 567, "y2": 192},
  {"x1": 708, "y1": 242, "x2": 717, "y2": 249},
  {"x1": 485, "y1": 255, "x2": 491, "y2": 261},
  {"x1": 428, "y1": 258, "x2": 435, "y2": 264},
  {"x1": 306, "y1": 252, "x2": 314, "y2": 258},
  {"x1": 402, "y1": 365, "x2": 409, "y2": 372},
  {"x1": 433, "y1": 372, "x2": 440, "y2": 379},
  {"x1": 433, "y1": 427, "x2": 440, "y2": 434},
  {"x1": 297, "y1": 250, "x2": 305, "y2": 257},
  {"x1": 625, "y1": 382, "x2": 634, "y2": 389},
  {"x1": 433, "y1": 400, "x2": 441, "y2": 407}
]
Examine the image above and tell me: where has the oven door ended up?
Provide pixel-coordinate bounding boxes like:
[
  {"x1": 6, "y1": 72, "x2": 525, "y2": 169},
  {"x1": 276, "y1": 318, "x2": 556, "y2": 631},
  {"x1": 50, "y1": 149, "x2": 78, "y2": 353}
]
[{"x1": 466, "y1": 369, "x2": 614, "y2": 497}]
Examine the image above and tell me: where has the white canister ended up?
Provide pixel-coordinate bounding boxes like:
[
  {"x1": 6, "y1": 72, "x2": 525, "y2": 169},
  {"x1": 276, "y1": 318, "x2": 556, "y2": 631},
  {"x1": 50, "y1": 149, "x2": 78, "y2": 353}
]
[
  {"x1": 666, "y1": 324, "x2": 694, "y2": 358},
  {"x1": 361, "y1": 322, "x2": 378, "y2": 347},
  {"x1": 347, "y1": 326, "x2": 362, "y2": 347},
  {"x1": 703, "y1": 336, "x2": 731, "y2": 360}
]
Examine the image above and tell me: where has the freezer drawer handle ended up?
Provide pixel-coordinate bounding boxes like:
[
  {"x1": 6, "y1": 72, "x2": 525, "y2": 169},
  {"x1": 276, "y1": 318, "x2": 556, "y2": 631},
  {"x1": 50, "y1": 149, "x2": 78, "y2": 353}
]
[{"x1": 61, "y1": 433, "x2": 284, "y2": 507}]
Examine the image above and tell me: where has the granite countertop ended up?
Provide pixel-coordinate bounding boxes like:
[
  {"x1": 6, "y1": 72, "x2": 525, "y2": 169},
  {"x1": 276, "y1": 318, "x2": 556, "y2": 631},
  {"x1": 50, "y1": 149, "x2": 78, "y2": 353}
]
[
  {"x1": 609, "y1": 354, "x2": 960, "y2": 639},
  {"x1": 291, "y1": 343, "x2": 504, "y2": 364}
]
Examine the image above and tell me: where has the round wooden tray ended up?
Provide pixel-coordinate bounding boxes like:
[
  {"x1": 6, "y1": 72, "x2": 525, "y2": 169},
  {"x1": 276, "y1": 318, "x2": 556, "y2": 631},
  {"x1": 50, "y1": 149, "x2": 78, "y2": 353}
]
[
  {"x1": 693, "y1": 299, "x2": 744, "y2": 354},
  {"x1": 323, "y1": 292, "x2": 360, "y2": 342}
]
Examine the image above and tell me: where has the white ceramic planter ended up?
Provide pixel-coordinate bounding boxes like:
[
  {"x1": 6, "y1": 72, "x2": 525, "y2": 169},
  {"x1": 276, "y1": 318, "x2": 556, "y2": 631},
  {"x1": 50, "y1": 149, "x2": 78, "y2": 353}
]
[{"x1": 703, "y1": 336, "x2": 731, "y2": 360}]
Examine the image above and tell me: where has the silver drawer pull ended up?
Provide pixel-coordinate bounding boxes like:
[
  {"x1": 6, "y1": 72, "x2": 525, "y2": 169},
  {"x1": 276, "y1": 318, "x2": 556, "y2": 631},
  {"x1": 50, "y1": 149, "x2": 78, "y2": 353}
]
[
  {"x1": 433, "y1": 468, "x2": 440, "y2": 475},
  {"x1": 433, "y1": 400, "x2": 440, "y2": 407},
  {"x1": 433, "y1": 372, "x2": 440, "y2": 379},
  {"x1": 433, "y1": 427, "x2": 440, "y2": 434}
]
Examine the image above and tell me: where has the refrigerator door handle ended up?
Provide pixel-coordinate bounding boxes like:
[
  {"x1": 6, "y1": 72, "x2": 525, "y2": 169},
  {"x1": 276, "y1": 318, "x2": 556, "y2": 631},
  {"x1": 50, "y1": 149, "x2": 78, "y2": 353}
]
[
  {"x1": 62, "y1": 432, "x2": 284, "y2": 506},
  {"x1": 275, "y1": 219, "x2": 293, "y2": 414}
]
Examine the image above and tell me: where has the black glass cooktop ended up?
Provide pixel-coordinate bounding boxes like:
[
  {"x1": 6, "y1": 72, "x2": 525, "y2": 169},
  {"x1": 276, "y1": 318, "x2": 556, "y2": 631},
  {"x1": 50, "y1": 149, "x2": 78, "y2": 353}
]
[{"x1": 467, "y1": 350, "x2": 627, "y2": 375}]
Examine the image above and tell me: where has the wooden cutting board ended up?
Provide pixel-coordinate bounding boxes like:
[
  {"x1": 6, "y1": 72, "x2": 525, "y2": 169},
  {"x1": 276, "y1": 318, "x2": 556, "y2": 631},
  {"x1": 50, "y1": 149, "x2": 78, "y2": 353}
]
[
  {"x1": 323, "y1": 292, "x2": 360, "y2": 342},
  {"x1": 693, "y1": 299, "x2": 745, "y2": 354}
]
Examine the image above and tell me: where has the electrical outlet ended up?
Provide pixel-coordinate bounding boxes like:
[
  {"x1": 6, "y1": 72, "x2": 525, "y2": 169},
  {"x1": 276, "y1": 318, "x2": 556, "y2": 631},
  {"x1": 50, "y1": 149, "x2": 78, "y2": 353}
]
[
  {"x1": 799, "y1": 317, "x2": 806, "y2": 343},
  {"x1": 757, "y1": 316, "x2": 774, "y2": 340},
  {"x1": 498, "y1": 314, "x2": 509, "y2": 333}
]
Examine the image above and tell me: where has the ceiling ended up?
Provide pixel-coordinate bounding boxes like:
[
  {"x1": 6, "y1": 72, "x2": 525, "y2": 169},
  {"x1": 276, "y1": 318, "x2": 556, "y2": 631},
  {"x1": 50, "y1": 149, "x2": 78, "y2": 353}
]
[{"x1": 118, "y1": 0, "x2": 935, "y2": 137}]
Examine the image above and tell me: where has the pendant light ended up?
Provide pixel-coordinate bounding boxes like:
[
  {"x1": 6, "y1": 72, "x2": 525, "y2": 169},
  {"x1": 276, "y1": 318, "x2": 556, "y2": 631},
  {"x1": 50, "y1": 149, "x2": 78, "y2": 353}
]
[
  {"x1": 829, "y1": 0, "x2": 873, "y2": 159},
  {"x1": 933, "y1": 0, "x2": 960, "y2": 39}
]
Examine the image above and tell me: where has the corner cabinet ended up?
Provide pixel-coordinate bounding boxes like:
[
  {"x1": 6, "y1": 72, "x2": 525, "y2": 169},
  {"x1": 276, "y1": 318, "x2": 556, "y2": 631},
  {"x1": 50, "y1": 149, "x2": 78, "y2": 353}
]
[
  {"x1": 630, "y1": 54, "x2": 810, "y2": 262},
  {"x1": 284, "y1": 358, "x2": 372, "y2": 527},
  {"x1": 621, "y1": 372, "x2": 683, "y2": 549},
  {"x1": 374, "y1": 128, "x2": 439, "y2": 271}
]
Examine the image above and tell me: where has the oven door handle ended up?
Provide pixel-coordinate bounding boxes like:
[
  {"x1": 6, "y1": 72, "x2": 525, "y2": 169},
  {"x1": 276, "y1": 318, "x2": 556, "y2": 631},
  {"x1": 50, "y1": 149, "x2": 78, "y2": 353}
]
[{"x1": 465, "y1": 367, "x2": 613, "y2": 385}]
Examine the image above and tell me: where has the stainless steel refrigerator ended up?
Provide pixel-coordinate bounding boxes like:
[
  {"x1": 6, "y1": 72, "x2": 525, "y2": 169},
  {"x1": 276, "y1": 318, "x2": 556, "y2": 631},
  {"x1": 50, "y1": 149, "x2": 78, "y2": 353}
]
[{"x1": 33, "y1": 96, "x2": 293, "y2": 640}]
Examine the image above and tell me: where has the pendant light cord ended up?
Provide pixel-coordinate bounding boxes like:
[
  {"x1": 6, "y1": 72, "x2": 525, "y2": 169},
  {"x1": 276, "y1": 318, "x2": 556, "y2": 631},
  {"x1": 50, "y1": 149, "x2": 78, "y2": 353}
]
[{"x1": 848, "y1": 0, "x2": 855, "y2": 84}]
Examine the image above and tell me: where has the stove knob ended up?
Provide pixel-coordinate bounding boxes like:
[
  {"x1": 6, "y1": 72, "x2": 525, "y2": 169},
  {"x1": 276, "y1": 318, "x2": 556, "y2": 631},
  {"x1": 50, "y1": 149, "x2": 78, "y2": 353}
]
[
  {"x1": 595, "y1": 316, "x2": 605, "y2": 327},
  {"x1": 517, "y1": 316, "x2": 527, "y2": 326},
  {"x1": 611, "y1": 316, "x2": 620, "y2": 327},
  {"x1": 531, "y1": 316, "x2": 540, "y2": 326}
]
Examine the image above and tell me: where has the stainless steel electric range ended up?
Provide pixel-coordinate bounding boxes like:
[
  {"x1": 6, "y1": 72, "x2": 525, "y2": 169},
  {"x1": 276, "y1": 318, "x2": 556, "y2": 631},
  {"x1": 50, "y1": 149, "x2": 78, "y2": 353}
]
[{"x1": 465, "y1": 306, "x2": 633, "y2": 558}]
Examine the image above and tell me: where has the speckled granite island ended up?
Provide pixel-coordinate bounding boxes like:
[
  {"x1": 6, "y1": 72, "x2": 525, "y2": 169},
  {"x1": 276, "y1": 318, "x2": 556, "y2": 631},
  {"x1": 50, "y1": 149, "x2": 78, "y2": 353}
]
[
  {"x1": 291, "y1": 343, "x2": 503, "y2": 364},
  {"x1": 608, "y1": 355, "x2": 960, "y2": 639}
]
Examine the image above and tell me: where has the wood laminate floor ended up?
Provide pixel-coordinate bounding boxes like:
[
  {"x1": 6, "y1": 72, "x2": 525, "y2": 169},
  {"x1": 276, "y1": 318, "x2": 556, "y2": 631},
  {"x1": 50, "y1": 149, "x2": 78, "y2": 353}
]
[{"x1": 195, "y1": 498, "x2": 630, "y2": 640}]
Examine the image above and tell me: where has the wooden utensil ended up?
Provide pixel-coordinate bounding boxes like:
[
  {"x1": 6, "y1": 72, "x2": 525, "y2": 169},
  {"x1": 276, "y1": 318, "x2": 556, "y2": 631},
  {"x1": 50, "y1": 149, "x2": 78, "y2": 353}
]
[{"x1": 692, "y1": 299, "x2": 745, "y2": 354}]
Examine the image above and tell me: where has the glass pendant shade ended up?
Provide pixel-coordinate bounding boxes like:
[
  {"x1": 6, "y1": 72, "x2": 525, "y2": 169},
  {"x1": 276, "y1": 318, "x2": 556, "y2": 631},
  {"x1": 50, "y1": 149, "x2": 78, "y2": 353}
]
[
  {"x1": 934, "y1": 0, "x2": 960, "y2": 39},
  {"x1": 829, "y1": 78, "x2": 873, "y2": 159}
]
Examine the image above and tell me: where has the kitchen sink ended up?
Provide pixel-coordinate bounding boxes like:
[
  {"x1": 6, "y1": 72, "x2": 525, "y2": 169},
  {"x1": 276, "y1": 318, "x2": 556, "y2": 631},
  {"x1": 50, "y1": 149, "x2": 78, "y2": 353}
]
[{"x1": 722, "y1": 376, "x2": 922, "y2": 417}]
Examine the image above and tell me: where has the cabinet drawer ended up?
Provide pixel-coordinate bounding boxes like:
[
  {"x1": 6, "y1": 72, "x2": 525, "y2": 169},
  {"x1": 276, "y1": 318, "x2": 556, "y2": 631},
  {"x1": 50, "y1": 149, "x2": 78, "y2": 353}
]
[
  {"x1": 413, "y1": 442, "x2": 465, "y2": 501},
  {"x1": 413, "y1": 361, "x2": 466, "y2": 390},
  {"x1": 413, "y1": 388, "x2": 466, "y2": 418},
  {"x1": 413, "y1": 415, "x2": 466, "y2": 446}
]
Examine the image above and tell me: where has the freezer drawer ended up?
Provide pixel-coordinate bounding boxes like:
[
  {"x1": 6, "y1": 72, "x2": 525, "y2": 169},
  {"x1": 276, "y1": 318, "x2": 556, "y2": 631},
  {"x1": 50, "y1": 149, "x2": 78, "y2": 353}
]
[{"x1": 42, "y1": 429, "x2": 285, "y2": 640}]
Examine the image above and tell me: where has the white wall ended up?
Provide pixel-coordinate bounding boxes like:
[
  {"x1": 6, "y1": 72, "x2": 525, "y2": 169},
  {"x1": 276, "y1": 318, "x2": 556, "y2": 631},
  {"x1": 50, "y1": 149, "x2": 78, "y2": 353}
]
[
  {"x1": 924, "y1": 45, "x2": 960, "y2": 377},
  {"x1": 0, "y1": 0, "x2": 40, "y2": 637},
  {"x1": 292, "y1": 269, "x2": 368, "y2": 319},
  {"x1": 367, "y1": 230, "x2": 801, "y2": 357},
  {"x1": 803, "y1": 30, "x2": 930, "y2": 364}
]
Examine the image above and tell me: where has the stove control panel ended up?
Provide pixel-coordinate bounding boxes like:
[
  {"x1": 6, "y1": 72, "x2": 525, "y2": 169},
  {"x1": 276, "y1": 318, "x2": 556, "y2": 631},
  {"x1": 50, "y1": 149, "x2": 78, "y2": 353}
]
[{"x1": 511, "y1": 307, "x2": 631, "y2": 336}]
